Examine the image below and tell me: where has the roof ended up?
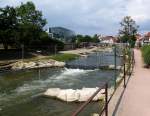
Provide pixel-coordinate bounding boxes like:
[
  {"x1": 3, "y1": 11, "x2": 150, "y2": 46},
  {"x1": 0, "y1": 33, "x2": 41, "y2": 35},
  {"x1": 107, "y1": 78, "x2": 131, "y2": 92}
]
[
  {"x1": 136, "y1": 34, "x2": 142, "y2": 40},
  {"x1": 145, "y1": 32, "x2": 150, "y2": 37},
  {"x1": 102, "y1": 36, "x2": 117, "y2": 41}
]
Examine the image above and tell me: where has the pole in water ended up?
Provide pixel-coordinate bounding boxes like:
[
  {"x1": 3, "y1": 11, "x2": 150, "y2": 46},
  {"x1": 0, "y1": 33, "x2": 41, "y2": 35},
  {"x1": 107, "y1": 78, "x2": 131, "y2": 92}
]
[
  {"x1": 21, "y1": 44, "x2": 24, "y2": 61},
  {"x1": 38, "y1": 69, "x2": 41, "y2": 80},
  {"x1": 54, "y1": 45, "x2": 57, "y2": 56}
]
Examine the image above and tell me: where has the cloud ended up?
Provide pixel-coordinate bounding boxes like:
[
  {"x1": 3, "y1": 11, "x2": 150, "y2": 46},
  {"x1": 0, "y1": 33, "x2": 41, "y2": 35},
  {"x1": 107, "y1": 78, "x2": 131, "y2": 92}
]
[
  {"x1": 126, "y1": 0, "x2": 150, "y2": 33},
  {"x1": 126, "y1": 0, "x2": 150, "y2": 22},
  {"x1": 1, "y1": 0, "x2": 150, "y2": 35}
]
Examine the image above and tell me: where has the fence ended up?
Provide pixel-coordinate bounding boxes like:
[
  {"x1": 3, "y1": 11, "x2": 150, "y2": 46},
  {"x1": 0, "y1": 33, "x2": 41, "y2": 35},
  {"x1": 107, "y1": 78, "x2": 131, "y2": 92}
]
[{"x1": 71, "y1": 47, "x2": 135, "y2": 116}]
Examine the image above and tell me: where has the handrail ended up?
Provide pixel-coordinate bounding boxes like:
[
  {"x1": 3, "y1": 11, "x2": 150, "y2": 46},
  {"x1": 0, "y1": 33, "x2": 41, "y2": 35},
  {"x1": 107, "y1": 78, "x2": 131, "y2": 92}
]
[{"x1": 71, "y1": 83, "x2": 106, "y2": 116}]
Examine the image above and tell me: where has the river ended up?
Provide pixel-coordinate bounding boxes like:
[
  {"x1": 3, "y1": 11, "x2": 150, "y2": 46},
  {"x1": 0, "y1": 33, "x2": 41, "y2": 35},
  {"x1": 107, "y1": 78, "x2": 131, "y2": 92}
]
[{"x1": 0, "y1": 68, "x2": 118, "y2": 116}]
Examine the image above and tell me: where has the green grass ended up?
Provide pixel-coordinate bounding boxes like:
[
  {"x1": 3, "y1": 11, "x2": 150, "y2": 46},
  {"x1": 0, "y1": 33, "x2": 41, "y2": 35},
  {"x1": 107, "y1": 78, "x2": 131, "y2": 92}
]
[{"x1": 49, "y1": 53, "x2": 80, "y2": 62}]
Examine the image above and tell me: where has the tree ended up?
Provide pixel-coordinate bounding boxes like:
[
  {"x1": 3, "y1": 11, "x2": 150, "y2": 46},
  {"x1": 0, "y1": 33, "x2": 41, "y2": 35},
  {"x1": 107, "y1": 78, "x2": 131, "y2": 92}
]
[
  {"x1": 16, "y1": 2, "x2": 46, "y2": 28},
  {"x1": 92, "y1": 34, "x2": 99, "y2": 43},
  {"x1": 0, "y1": 2, "x2": 47, "y2": 49},
  {"x1": 0, "y1": 6, "x2": 18, "y2": 50},
  {"x1": 0, "y1": 2, "x2": 65, "y2": 52},
  {"x1": 119, "y1": 16, "x2": 138, "y2": 47},
  {"x1": 75, "y1": 34, "x2": 99, "y2": 45},
  {"x1": 16, "y1": 1, "x2": 47, "y2": 46}
]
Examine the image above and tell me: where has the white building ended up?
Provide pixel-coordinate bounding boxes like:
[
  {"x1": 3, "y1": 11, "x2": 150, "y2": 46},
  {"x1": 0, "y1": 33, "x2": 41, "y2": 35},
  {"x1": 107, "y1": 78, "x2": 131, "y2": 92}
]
[{"x1": 100, "y1": 36, "x2": 117, "y2": 44}]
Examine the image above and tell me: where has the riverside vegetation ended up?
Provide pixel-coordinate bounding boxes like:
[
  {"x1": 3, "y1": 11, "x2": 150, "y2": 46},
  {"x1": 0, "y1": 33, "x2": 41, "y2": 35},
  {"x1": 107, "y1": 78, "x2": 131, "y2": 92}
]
[{"x1": 141, "y1": 45, "x2": 150, "y2": 67}]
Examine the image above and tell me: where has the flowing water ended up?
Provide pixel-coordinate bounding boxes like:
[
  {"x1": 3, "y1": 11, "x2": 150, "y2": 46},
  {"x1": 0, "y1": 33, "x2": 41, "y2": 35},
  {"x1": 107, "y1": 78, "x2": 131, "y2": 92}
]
[
  {"x1": 0, "y1": 68, "x2": 118, "y2": 116},
  {"x1": 66, "y1": 51, "x2": 123, "y2": 69}
]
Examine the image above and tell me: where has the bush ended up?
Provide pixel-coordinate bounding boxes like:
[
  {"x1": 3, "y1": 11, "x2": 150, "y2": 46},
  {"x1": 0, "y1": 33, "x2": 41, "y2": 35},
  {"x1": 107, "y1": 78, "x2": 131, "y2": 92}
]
[{"x1": 141, "y1": 45, "x2": 150, "y2": 65}]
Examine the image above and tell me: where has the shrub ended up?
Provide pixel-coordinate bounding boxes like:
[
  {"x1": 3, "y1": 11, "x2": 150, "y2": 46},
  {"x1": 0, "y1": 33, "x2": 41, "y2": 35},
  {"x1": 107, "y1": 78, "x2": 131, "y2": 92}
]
[{"x1": 141, "y1": 45, "x2": 150, "y2": 65}]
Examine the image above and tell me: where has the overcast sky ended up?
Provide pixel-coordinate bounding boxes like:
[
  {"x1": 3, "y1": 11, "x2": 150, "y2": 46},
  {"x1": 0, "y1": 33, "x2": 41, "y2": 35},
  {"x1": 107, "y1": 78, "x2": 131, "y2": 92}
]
[{"x1": 1, "y1": 0, "x2": 150, "y2": 35}]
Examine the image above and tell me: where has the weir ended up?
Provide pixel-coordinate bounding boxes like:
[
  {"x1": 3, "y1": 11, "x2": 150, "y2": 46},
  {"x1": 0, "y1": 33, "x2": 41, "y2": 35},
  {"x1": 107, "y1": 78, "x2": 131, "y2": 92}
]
[{"x1": 65, "y1": 50, "x2": 123, "y2": 70}]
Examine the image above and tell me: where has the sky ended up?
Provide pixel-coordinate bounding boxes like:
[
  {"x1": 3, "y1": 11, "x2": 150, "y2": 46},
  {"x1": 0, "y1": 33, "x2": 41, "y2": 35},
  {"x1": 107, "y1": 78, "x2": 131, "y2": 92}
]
[{"x1": 1, "y1": 0, "x2": 150, "y2": 36}]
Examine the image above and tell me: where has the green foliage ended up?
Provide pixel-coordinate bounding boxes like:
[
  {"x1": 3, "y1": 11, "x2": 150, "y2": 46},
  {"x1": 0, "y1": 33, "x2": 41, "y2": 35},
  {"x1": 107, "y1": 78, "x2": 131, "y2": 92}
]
[
  {"x1": 141, "y1": 45, "x2": 150, "y2": 65},
  {"x1": 125, "y1": 48, "x2": 131, "y2": 61},
  {"x1": 119, "y1": 16, "x2": 138, "y2": 48},
  {"x1": 0, "y1": 6, "x2": 18, "y2": 50},
  {"x1": 92, "y1": 34, "x2": 100, "y2": 43},
  {"x1": 0, "y1": 1, "x2": 63, "y2": 51},
  {"x1": 16, "y1": 2, "x2": 46, "y2": 28},
  {"x1": 16, "y1": 1, "x2": 47, "y2": 46},
  {"x1": 49, "y1": 53, "x2": 79, "y2": 62},
  {"x1": 75, "y1": 34, "x2": 99, "y2": 45}
]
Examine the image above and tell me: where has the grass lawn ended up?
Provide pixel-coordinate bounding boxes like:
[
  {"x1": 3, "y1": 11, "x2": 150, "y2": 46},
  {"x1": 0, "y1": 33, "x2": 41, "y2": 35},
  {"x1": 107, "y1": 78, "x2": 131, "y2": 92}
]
[
  {"x1": 0, "y1": 53, "x2": 80, "y2": 66},
  {"x1": 49, "y1": 53, "x2": 80, "y2": 62}
]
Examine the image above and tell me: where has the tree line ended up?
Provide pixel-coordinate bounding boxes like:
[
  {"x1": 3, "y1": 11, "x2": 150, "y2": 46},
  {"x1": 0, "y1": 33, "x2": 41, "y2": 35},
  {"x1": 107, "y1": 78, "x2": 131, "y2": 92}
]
[
  {"x1": 0, "y1": 1, "x2": 139, "y2": 51},
  {"x1": 0, "y1": 1, "x2": 64, "y2": 50},
  {"x1": 74, "y1": 34, "x2": 99, "y2": 45}
]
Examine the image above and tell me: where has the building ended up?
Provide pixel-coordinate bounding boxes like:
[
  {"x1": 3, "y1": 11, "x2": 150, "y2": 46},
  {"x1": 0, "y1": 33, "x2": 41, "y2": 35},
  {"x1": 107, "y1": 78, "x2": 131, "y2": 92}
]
[
  {"x1": 135, "y1": 32, "x2": 150, "y2": 47},
  {"x1": 143, "y1": 32, "x2": 150, "y2": 44},
  {"x1": 100, "y1": 36, "x2": 117, "y2": 44},
  {"x1": 135, "y1": 34, "x2": 142, "y2": 47},
  {"x1": 47, "y1": 27, "x2": 76, "y2": 43}
]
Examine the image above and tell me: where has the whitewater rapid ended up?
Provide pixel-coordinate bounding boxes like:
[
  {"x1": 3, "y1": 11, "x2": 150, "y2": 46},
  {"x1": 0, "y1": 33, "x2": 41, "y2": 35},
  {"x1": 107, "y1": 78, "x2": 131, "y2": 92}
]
[{"x1": 0, "y1": 68, "x2": 94, "y2": 108}]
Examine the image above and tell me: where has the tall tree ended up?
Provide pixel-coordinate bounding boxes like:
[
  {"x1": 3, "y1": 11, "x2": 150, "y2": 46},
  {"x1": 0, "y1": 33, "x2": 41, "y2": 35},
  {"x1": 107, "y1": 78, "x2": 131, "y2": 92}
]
[
  {"x1": 16, "y1": 2, "x2": 46, "y2": 28},
  {"x1": 119, "y1": 16, "x2": 138, "y2": 47},
  {"x1": 0, "y1": 6, "x2": 18, "y2": 50},
  {"x1": 16, "y1": 1, "x2": 47, "y2": 46}
]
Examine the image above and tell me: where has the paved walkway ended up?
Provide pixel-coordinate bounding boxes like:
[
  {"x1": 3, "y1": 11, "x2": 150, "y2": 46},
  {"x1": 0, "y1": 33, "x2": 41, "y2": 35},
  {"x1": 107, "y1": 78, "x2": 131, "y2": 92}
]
[{"x1": 115, "y1": 49, "x2": 150, "y2": 116}]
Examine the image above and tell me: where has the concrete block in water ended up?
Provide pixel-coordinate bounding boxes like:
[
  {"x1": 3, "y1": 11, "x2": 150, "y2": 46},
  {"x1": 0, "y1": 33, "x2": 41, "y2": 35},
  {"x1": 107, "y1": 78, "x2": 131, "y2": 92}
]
[
  {"x1": 44, "y1": 88, "x2": 60, "y2": 97},
  {"x1": 43, "y1": 87, "x2": 104, "y2": 102}
]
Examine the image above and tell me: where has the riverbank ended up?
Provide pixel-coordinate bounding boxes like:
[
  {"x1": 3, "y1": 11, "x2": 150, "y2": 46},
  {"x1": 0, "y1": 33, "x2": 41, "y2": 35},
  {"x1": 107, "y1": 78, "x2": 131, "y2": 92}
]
[
  {"x1": 11, "y1": 60, "x2": 65, "y2": 70},
  {"x1": 0, "y1": 53, "x2": 79, "y2": 71},
  {"x1": 59, "y1": 46, "x2": 112, "y2": 56},
  {"x1": 0, "y1": 47, "x2": 113, "y2": 71}
]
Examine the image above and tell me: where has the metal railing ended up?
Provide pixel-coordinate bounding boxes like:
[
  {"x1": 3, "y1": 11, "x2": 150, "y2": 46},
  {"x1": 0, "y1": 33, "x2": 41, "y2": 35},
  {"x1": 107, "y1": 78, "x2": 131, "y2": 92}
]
[
  {"x1": 71, "y1": 49, "x2": 135, "y2": 116},
  {"x1": 72, "y1": 83, "x2": 107, "y2": 116}
]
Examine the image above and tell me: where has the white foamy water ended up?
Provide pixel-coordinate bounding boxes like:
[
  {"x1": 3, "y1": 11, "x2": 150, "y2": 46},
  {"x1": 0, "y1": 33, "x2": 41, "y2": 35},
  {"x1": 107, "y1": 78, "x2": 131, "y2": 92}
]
[
  {"x1": 55, "y1": 68, "x2": 93, "y2": 79},
  {"x1": 14, "y1": 68, "x2": 93, "y2": 94},
  {"x1": 0, "y1": 68, "x2": 98, "y2": 109}
]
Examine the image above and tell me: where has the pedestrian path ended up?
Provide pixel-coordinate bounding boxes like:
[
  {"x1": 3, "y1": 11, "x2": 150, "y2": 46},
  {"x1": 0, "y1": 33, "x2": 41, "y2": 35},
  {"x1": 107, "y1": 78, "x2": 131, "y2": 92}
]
[{"x1": 115, "y1": 49, "x2": 150, "y2": 116}]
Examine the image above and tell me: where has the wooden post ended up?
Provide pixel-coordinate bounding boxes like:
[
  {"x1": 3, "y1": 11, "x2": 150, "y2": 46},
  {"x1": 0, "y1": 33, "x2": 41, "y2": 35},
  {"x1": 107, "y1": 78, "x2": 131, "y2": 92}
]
[
  {"x1": 105, "y1": 83, "x2": 108, "y2": 116},
  {"x1": 123, "y1": 62, "x2": 126, "y2": 88},
  {"x1": 123, "y1": 48, "x2": 126, "y2": 88}
]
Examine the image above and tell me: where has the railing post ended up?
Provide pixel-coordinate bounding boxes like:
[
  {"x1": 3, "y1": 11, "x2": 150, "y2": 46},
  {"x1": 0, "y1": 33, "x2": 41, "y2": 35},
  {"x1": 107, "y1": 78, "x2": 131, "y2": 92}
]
[
  {"x1": 114, "y1": 44, "x2": 117, "y2": 90},
  {"x1": 123, "y1": 49, "x2": 126, "y2": 88},
  {"x1": 132, "y1": 50, "x2": 135, "y2": 69},
  {"x1": 123, "y1": 62, "x2": 126, "y2": 88},
  {"x1": 105, "y1": 83, "x2": 108, "y2": 116}
]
